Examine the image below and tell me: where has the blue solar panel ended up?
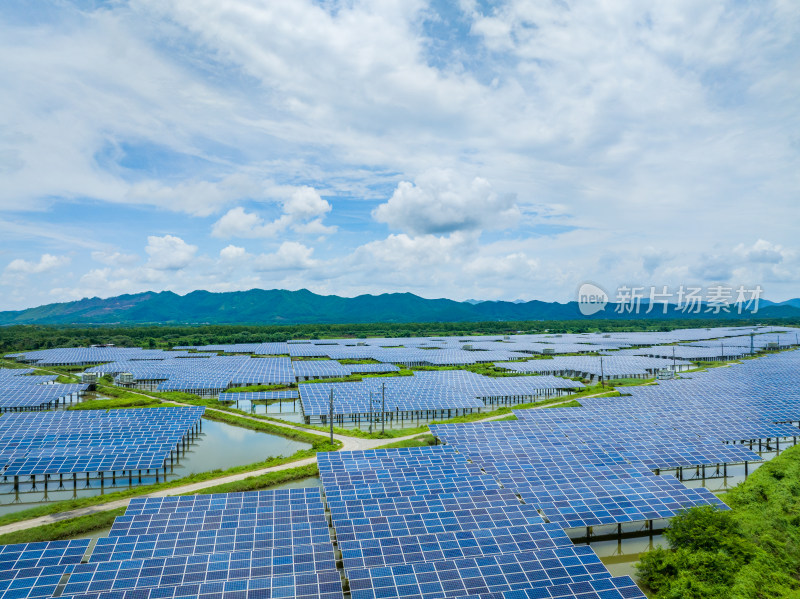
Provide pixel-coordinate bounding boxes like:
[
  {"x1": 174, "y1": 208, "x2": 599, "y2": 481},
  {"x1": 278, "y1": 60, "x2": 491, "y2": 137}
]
[
  {"x1": 0, "y1": 407, "x2": 204, "y2": 476},
  {"x1": 347, "y1": 546, "x2": 612, "y2": 599}
]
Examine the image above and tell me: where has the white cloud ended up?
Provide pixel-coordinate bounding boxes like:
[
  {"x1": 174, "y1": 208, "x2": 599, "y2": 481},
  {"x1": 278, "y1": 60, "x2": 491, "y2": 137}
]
[
  {"x1": 5, "y1": 253, "x2": 70, "y2": 274},
  {"x1": 91, "y1": 251, "x2": 139, "y2": 266},
  {"x1": 211, "y1": 207, "x2": 281, "y2": 238},
  {"x1": 219, "y1": 245, "x2": 248, "y2": 260},
  {"x1": 126, "y1": 174, "x2": 265, "y2": 217},
  {"x1": 373, "y1": 170, "x2": 522, "y2": 235},
  {"x1": 145, "y1": 235, "x2": 198, "y2": 270},
  {"x1": 253, "y1": 242, "x2": 318, "y2": 271},
  {"x1": 211, "y1": 186, "x2": 336, "y2": 238},
  {"x1": 734, "y1": 239, "x2": 790, "y2": 264}
]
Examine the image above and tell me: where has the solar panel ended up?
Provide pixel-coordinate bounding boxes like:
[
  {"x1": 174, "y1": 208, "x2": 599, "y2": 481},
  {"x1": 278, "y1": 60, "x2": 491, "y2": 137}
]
[
  {"x1": 346, "y1": 546, "x2": 612, "y2": 599},
  {"x1": 0, "y1": 407, "x2": 204, "y2": 476},
  {"x1": 59, "y1": 569, "x2": 344, "y2": 599},
  {"x1": 338, "y1": 522, "x2": 573, "y2": 572},
  {"x1": 456, "y1": 575, "x2": 647, "y2": 599},
  {"x1": 0, "y1": 540, "x2": 91, "y2": 599}
]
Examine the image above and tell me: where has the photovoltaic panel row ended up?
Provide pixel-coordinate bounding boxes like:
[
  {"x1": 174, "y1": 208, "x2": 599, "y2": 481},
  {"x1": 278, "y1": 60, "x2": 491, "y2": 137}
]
[
  {"x1": 338, "y1": 522, "x2": 574, "y2": 573},
  {"x1": 124, "y1": 489, "x2": 321, "y2": 515},
  {"x1": 455, "y1": 575, "x2": 646, "y2": 599},
  {"x1": 63, "y1": 548, "x2": 335, "y2": 596},
  {"x1": 318, "y1": 446, "x2": 464, "y2": 473},
  {"x1": 91, "y1": 530, "x2": 334, "y2": 564},
  {"x1": 0, "y1": 540, "x2": 91, "y2": 599},
  {"x1": 62, "y1": 490, "x2": 343, "y2": 599},
  {"x1": 109, "y1": 511, "x2": 328, "y2": 538},
  {"x1": 0, "y1": 407, "x2": 204, "y2": 476},
  {"x1": 331, "y1": 504, "x2": 547, "y2": 543},
  {"x1": 499, "y1": 471, "x2": 727, "y2": 528},
  {"x1": 323, "y1": 475, "x2": 503, "y2": 502},
  {"x1": 320, "y1": 464, "x2": 485, "y2": 487},
  {"x1": 327, "y1": 489, "x2": 523, "y2": 521},
  {"x1": 59, "y1": 569, "x2": 344, "y2": 599},
  {"x1": 346, "y1": 547, "x2": 612, "y2": 599}
]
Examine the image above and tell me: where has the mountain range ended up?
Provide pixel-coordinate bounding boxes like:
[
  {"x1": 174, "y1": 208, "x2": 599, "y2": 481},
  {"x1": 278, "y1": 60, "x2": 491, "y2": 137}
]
[{"x1": 0, "y1": 289, "x2": 798, "y2": 326}]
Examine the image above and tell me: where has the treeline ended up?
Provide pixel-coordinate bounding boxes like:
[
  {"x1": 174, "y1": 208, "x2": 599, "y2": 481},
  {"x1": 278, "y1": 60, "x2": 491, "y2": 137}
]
[
  {"x1": 637, "y1": 443, "x2": 800, "y2": 598},
  {"x1": 1, "y1": 317, "x2": 797, "y2": 352}
]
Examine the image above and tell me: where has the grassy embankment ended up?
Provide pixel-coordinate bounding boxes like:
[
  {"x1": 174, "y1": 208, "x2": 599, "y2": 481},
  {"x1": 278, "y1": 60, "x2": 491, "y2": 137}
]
[{"x1": 636, "y1": 443, "x2": 800, "y2": 598}]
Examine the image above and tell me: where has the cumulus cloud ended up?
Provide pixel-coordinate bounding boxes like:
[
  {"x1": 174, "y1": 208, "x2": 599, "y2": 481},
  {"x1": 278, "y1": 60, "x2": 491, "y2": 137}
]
[
  {"x1": 253, "y1": 242, "x2": 318, "y2": 271},
  {"x1": 219, "y1": 245, "x2": 248, "y2": 261},
  {"x1": 373, "y1": 170, "x2": 522, "y2": 235},
  {"x1": 5, "y1": 253, "x2": 70, "y2": 274},
  {"x1": 145, "y1": 235, "x2": 198, "y2": 270},
  {"x1": 734, "y1": 239, "x2": 790, "y2": 264},
  {"x1": 212, "y1": 186, "x2": 336, "y2": 239},
  {"x1": 91, "y1": 251, "x2": 139, "y2": 266}
]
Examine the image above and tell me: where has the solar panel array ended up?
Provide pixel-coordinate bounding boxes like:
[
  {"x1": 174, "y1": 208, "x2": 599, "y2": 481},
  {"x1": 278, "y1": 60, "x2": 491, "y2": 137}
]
[
  {"x1": 300, "y1": 370, "x2": 584, "y2": 417},
  {"x1": 430, "y1": 352, "x2": 800, "y2": 534},
  {"x1": 46, "y1": 489, "x2": 344, "y2": 599},
  {"x1": 0, "y1": 407, "x2": 204, "y2": 476},
  {"x1": 0, "y1": 540, "x2": 90, "y2": 599},
  {"x1": 495, "y1": 355, "x2": 694, "y2": 379},
  {"x1": 0, "y1": 369, "x2": 89, "y2": 412},
  {"x1": 319, "y1": 445, "x2": 646, "y2": 599}
]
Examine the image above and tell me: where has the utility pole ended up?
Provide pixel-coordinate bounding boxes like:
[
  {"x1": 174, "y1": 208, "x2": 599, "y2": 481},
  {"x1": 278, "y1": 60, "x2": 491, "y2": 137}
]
[
  {"x1": 750, "y1": 333, "x2": 754, "y2": 355},
  {"x1": 369, "y1": 391, "x2": 374, "y2": 434},
  {"x1": 599, "y1": 355, "x2": 604, "y2": 388},
  {"x1": 672, "y1": 346, "x2": 676, "y2": 372},
  {"x1": 328, "y1": 388, "x2": 334, "y2": 445},
  {"x1": 381, "y1": 383, "x2": 386, "y2": 434}
]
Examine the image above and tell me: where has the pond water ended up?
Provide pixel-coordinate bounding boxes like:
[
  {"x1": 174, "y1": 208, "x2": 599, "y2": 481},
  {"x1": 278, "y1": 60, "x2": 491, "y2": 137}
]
[{"x1": 0, "y1": 418, "x2": 310, "y2": 517}]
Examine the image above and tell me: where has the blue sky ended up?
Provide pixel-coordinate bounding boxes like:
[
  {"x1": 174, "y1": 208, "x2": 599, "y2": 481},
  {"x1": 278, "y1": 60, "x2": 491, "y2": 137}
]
[{"x1": 1, "y1": 0, "x2": 799, "y2": 310}]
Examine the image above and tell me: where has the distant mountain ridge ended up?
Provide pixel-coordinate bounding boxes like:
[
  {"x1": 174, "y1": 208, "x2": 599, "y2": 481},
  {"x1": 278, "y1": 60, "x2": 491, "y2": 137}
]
[{"x1": 0, "y1": 289, "x2": 798, "y2": 325}]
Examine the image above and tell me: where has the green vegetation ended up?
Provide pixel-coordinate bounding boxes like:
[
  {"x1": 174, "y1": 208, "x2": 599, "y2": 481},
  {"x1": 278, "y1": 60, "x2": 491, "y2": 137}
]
[
  {"x1": 0, "y1": 508, "x2": 126, "y2": 545},
  {"x1": 545, "y1": 399, "x2": 582, "y2": 408},
  {"x1": 374, "y1": 434, "x2": 438, "y2": 449},
  {"x1": 179, "y1": 463, "x2": 319, "y2": 495},
  {"x1": 636, "y1": 443, "x2": 800, "y2": 598},
  {"x1": 69, "y1": 396, "x2": 162, "y2": 410},
  {"x1": 5, "y1": 319, "x2": 799, "y2": 354},
  {"x1": 605, "y1": 377, "x2": 655, "y2": 386}
]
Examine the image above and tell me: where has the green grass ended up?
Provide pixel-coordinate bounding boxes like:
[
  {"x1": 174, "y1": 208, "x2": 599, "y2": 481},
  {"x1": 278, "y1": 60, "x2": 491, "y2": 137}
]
[
  {"x1": 494, "y1": 414, "x2": 518, "y2": 421},
  {"x1": 0, "y1": 508, "x2": 126, "y2": 545},
  {"x1": 69, "y1": 396, "x2": 162, "y2": 410},
  {"x1": 373, "y1": 434, "x2": 438, "y2": 449},
  {"x1": 605, "y1": 377, "x2": 655, "y2": 386},
  {"x1": 544, "y1": 399, "x2": 582, "y2": 408},
  {"x1": 637, "y1": 443, "x2": 800, "y2": 598},
  {"x1": 180, "y1": 463, "x2": 319, "y2": 495}
]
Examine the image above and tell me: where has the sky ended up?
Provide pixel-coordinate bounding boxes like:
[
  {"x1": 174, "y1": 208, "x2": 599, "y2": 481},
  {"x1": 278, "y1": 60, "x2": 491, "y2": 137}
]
[{"x1": 1, "y1": 0, "x2": 799, "y2": 311}]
